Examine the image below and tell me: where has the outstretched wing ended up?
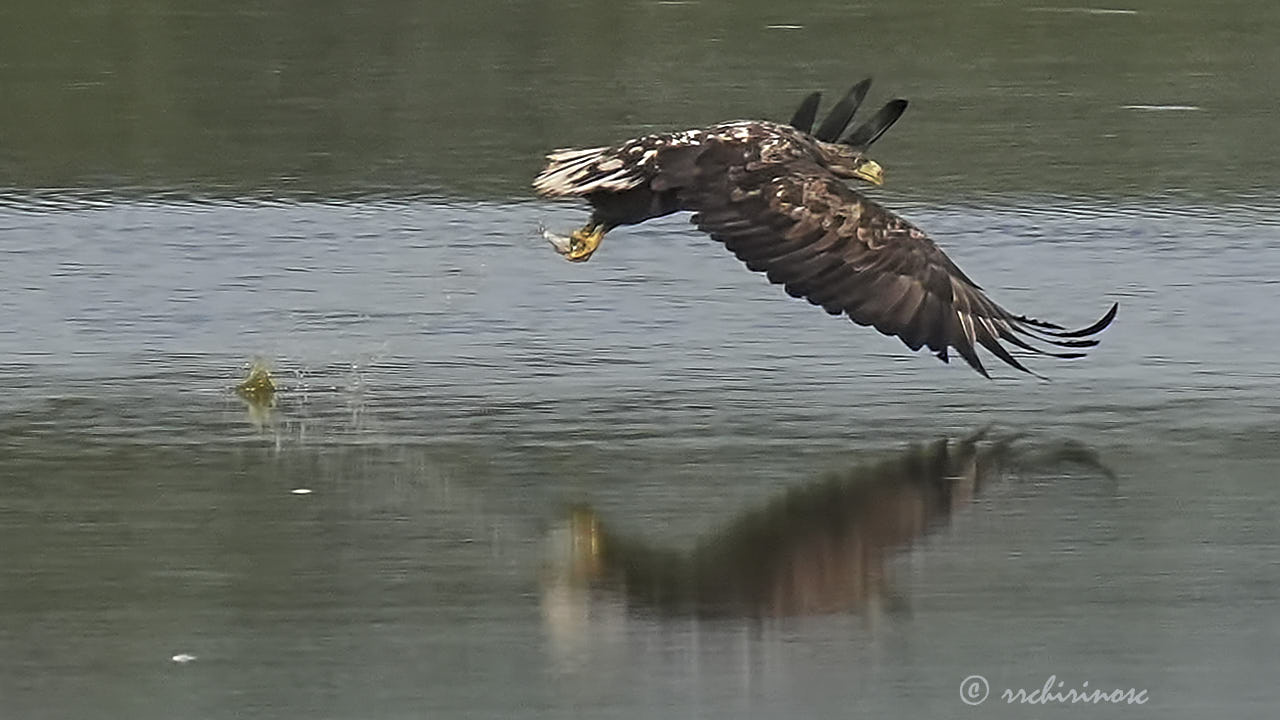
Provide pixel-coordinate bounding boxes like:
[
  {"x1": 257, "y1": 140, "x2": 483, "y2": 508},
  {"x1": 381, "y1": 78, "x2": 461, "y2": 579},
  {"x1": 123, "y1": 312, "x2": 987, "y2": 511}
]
[{"x1": 682, "y1": 141, "x2": 1116, "y2": 377}]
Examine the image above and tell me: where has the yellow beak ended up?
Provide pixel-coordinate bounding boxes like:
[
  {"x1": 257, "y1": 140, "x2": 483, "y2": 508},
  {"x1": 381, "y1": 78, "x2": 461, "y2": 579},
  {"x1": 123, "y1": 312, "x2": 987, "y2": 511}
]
[{"x1": 852, "y1": 159, "x2": 884, "y2": 186}]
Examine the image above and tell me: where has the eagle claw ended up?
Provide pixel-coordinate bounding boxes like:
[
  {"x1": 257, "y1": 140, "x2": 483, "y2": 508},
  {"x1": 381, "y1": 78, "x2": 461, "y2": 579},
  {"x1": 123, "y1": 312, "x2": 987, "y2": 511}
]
[{"x1": 542, "y1": 223, "x2": 604, "y2": 262}]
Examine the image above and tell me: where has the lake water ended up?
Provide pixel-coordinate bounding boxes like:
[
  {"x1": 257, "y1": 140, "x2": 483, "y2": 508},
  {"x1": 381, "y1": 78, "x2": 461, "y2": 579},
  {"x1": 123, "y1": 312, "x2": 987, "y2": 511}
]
[{"x1": 2, "y1": 1, "x2": 1278, "y2": 718}]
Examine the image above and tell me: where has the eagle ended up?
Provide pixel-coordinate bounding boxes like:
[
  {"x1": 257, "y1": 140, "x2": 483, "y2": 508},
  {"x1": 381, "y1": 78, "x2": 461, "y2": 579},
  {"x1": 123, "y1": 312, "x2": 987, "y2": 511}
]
[{"x1": 533, "y1": 78, "x2": 1117, "y2": 377}]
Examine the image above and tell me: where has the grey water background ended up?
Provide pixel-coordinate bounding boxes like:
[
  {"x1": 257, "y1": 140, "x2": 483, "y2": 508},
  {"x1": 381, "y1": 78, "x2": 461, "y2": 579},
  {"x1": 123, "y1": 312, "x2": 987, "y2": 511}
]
[{"x1": 2, "y1": 1, "x2": 1279, "y2": 718}]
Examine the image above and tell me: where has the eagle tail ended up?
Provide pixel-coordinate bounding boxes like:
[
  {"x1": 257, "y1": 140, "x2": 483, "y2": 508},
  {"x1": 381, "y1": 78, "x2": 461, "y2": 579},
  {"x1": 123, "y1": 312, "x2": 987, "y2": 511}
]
[{"x1": 533, "y1": 146, "x2": 646, "y2": 197}]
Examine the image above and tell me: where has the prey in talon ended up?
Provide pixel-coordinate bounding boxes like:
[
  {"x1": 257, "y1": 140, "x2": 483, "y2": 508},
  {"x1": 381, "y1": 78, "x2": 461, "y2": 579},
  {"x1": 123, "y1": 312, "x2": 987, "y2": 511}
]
[{"x1": 542, "y1": 222, "x2": 606, "y2": 262}]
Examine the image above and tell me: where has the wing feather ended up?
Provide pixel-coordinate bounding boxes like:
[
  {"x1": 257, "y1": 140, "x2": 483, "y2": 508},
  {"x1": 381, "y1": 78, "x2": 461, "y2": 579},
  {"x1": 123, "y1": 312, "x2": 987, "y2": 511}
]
[
  {"x1": 814, "y1": 79, "x2": 872, "y2": 142},
  {"x1": 681, "y1": 140, "x2": 1116, "y2": 377},
  {"x1": 789, "y1": 92, "x2": 822, "y2": 134}
]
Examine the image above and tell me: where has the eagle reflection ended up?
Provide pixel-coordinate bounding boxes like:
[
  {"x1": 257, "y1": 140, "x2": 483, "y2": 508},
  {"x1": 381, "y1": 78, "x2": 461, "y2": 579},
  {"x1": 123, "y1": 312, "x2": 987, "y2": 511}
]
[{"x1": 542, "y1": 431, "x2": 1109, "y2": 621}]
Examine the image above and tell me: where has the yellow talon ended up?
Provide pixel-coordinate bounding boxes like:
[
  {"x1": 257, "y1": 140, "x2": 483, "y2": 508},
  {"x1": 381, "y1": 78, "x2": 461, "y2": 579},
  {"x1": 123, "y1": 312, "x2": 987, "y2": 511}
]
[{"x1": 565, "y1": 223, "x2": 606, "y2": 262}]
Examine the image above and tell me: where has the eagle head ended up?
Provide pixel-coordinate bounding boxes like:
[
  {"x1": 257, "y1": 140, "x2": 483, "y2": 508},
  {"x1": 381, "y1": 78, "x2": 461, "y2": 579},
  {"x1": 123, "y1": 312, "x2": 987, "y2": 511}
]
[{"x1": 819, "y1": 142, "x2": 884, "y2": 186}]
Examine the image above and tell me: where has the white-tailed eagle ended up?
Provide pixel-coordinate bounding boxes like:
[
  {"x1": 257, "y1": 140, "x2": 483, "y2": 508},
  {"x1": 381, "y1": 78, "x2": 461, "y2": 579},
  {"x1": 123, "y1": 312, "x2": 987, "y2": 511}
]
[{"x1": 533, "y1": 78, "x2": 1116, "y2": 377}]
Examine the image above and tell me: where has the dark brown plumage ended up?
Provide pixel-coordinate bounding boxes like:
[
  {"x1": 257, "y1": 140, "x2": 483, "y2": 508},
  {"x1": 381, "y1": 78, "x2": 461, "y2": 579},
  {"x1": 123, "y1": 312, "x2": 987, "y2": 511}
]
[{"x1": 534, "y1": 79, "x2": 1116, "y2": 377}]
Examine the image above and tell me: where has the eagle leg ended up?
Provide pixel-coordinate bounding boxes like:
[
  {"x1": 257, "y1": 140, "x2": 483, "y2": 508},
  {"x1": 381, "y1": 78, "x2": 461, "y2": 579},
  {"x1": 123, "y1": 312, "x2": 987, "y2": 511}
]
[
  {"x1": 542, "y1": 220, "x2": 607, "y2": 262},
  {"x1": 563, "y1": 221, "x2": 607, "y2": 263}
]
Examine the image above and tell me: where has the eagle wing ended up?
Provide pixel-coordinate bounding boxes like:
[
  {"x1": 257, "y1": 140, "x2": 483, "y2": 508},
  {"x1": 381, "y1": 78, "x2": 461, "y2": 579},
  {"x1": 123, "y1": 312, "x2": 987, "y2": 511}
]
[{"x1": 681, "y1": 140, "x2": 1116, "y2": 377}]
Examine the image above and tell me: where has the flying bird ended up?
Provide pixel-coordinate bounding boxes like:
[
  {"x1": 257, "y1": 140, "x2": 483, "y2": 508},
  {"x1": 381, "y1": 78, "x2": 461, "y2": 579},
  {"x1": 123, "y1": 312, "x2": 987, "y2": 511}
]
[{"x1": 533, "y1": 78, "x2": 1117, "y2": 377}]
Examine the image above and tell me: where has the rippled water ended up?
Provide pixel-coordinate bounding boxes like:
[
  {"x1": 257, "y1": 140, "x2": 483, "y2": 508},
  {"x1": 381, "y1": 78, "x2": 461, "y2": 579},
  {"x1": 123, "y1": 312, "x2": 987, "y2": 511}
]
[
  {"x1": 4, "y1": 195, "x2": 1278, "y2": 718},
  {"x1": 3, "y1": 1, "x2": 1280, "y2": 718}
]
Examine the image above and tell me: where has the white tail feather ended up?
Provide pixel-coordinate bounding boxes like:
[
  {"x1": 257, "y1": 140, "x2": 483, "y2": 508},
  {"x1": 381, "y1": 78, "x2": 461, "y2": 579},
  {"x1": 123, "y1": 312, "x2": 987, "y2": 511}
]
[{"x1": 533, "y1": 145, "x2": 647, "y2": 197}]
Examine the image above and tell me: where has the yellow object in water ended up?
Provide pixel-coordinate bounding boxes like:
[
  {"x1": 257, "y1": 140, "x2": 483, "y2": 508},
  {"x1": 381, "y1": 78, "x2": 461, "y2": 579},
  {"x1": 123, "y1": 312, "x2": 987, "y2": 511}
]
[{"x1": 236, "y1": 362, "x2": 276, "y2": 405}]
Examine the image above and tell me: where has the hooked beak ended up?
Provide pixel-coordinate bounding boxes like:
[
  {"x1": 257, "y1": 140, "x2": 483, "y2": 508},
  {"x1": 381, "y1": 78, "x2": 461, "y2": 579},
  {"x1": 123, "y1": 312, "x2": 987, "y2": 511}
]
[{"x1": 852, "y1": 159, "x2": 884, "y2": 186}]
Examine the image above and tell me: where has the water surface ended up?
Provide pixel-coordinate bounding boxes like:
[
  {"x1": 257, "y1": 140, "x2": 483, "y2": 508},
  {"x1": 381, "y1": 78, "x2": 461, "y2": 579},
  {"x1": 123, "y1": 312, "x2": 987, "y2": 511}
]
[{"x1": 2, "y1": 1, "x2": 1279, "y2": 718}]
